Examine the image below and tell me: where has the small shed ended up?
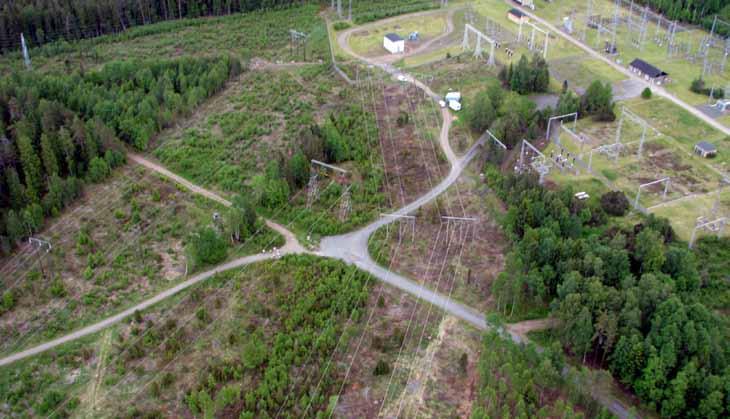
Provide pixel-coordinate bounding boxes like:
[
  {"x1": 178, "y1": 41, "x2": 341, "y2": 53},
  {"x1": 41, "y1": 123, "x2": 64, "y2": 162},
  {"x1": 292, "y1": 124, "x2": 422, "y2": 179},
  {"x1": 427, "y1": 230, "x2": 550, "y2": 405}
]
[
  {"x1": 694, "y1": 141, "x2": 717, "y2": 158},
  {"x1": 508, "y1": 8, "x2": 529, "y2": 24},
  {"x1": 383, "y1": 33, "x2": 405, "y2": 54},
  {"x1": 629, "y1": 58, "x2": 668, "y2": 85}
]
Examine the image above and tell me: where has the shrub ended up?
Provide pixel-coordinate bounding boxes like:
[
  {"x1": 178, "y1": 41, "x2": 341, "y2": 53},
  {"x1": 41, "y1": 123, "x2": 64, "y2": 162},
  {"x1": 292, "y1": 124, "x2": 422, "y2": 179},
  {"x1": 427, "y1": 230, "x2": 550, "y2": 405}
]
[
  {"x1": 396, "y1": 111, "x2": 410, "y2": 127},
  {"x1": 600, "y1": 191, "x2": 630, "y2": 216},
  {"x1": 690, "y1": 77, "x2": 725, "y2": 98},
  {"x1": 333, "y1": 21, "x2": 351, "y2": 31},
  {"x1": 1, "y1": 290, "x2": 15, "y2": 313},
  {"x1": 641, "y1": 87, "x2": 652, "y2": 99},
  {"x1": 49, "y1": 278, "x2": 67, "y2": 297},
  {"x1": 459, "y1": 353, "x2": 468, "y2": 374},
  {"x1": 189, "y1": 227, "x2": 228, "y2": 266},
  {"x1": 373, "y1": 359, "x2": 391, "y2": 376},
  {"x1": 87, "y1": 156, "x2": 111, "y2": 182}
]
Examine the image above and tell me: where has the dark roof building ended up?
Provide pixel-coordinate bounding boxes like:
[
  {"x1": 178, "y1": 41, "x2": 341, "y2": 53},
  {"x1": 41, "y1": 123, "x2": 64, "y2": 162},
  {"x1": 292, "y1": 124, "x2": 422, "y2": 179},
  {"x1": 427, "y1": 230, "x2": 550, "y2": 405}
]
[
  {"x1": 384, "y1": 33, "x2": 403, "y2": 42},
  {"x1": 509, "y1": 8, "x2": 526, "y2": 18},
  {"x1": 629, "y1": 58, "x2": 668, "y2": 83},
  {"x1": 694, "y1": 141, "x2": 718, "y2": 158}
]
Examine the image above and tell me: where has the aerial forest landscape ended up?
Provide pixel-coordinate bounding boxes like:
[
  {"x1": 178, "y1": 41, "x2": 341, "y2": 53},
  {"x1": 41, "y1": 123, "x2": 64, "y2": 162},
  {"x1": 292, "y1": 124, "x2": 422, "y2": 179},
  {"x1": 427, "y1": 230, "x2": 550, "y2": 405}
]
[{"x1": 0, "y1": 0, "x2": 729, "y2": 418}]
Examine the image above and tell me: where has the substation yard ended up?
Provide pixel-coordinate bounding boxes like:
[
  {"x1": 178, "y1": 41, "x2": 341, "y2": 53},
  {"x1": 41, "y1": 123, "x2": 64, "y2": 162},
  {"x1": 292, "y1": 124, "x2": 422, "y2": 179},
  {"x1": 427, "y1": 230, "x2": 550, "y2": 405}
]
[
  {"x1": 530, "y1": 0, "x2": 730, "y2": 108},
  {"x1": 545, "y1": 97, "x2": 729, "y2": 239}
]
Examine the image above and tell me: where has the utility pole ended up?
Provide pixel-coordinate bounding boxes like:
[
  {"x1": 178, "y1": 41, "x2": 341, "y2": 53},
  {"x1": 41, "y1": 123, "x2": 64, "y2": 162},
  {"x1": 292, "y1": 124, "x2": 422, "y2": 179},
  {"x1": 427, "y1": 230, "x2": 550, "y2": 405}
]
[
  {"x1": 28, "y1": 237, "x2": 52, "y2": 279},
  {"x1": 381, "y1": 214, "x2": 416, "y2": 242}
]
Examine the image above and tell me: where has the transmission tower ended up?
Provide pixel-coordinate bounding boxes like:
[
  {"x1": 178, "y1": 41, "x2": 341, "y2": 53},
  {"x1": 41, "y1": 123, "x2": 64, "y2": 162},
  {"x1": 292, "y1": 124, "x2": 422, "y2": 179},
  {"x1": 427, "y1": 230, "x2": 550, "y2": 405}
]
[
  {"x1": 517, "y1": 139, "x2": 553, "y2": 184},
  {"x1": 307, "y1": 160, "x2": 353, "y2": 221},
  {"x1": 289, "y1": 30, "x2": 308, "y2": 61},
  {"x1": 382, "y1": 213, "x2": 417, "y2": 242},
  {"x1": 28, "y1": 237, "x2": 52, "y2": 279},
  {"x1": 634, "y1": 177, "x2": 671, "y2": 211},
  {"x1": 306, "y1": 171, "x2": 319, "y2": 208},
  {"x1": 339, "y1": 185, "x2": 352, "y2": 221},
  {"x1": 462, "y1": 24, "x2": 497, "y2": 65}
]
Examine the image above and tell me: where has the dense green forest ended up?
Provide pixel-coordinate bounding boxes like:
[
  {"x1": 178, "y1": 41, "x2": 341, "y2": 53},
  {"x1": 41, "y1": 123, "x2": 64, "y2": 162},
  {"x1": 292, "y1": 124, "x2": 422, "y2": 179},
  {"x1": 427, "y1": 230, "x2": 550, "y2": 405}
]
[
  {"x1": 635, "y1": 0, "x2": 730, "y2": 35},
  {"x1": 0, "y1": 55, "x2": 239, "y2": 253},
  {"x1": 486, "y1": 167, "x2": 729, "y2": 418},
  {"x1": 472, "y1": 331, "x2": 611, "y2": 418}
]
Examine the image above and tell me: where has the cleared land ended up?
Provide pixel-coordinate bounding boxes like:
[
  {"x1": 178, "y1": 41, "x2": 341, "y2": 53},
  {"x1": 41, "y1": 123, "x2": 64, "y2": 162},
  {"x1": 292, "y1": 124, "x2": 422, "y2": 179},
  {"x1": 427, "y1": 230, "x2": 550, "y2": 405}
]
[
  {"x1": 0, "y1": 4, "x2": 329, "y2": 75},
  {"x1": 152, "y1": 63, "x2": 387, "y2": 238},
  {"x1": 0, "y1": 257, "x2": 483, "y2": 418},
  {"x1": 0, "y1": 165, "x2": 280, "y2": 356}
]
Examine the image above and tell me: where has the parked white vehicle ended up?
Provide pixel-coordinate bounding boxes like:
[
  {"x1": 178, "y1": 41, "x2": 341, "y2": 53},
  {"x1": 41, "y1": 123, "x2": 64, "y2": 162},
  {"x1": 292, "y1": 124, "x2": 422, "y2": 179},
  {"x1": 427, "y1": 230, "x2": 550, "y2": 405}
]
[{"x1": 448, "y1": 100, "x2": 461, "y2": 111}]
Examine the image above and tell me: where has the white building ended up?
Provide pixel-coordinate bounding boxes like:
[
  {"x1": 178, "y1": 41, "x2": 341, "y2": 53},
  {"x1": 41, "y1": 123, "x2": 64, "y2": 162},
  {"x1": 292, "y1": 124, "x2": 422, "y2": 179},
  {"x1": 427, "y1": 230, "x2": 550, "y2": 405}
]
[
  {"x1": 448, "y1": 100, "x2": 462, "y2": 111},
  {"x1": 445, "y1": 91, "x2": 461, "y2": 102},
  {"x1": 383, "y1": 33, "x2": 405, "y2": 54}
]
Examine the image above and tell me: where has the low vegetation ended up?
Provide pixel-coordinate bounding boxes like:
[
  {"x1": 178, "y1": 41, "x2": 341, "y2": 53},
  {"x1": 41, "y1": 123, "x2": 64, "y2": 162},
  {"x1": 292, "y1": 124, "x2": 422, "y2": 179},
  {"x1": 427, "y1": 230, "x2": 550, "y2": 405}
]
[
  {"x1": 0, "y1": 166, "x2": 281, "y2": 354},
  {"x1": 154, "y1": 65, "x2": 386, "y2": 236},
  {"x1": 0, "y1": 256, "x2": 372, "y2": 417}
]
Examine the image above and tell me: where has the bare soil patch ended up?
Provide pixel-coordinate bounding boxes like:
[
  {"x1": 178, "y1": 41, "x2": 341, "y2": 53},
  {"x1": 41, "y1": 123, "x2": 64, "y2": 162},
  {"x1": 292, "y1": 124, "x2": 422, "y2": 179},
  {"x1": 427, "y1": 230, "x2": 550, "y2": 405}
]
[{"x1": 376, "y1": 83, "x2": 450, "y2": 207}]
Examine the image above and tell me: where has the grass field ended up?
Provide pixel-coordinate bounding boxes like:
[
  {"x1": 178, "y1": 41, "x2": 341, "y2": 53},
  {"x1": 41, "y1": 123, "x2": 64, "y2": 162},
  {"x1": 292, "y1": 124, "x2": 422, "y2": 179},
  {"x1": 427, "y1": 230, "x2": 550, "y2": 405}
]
[
  {"x1": 0, "y1": 164, "x2": 281, "y2": 356},
  {"x1": 348, "y1": 12, "x2": 449, "y2": 57}
]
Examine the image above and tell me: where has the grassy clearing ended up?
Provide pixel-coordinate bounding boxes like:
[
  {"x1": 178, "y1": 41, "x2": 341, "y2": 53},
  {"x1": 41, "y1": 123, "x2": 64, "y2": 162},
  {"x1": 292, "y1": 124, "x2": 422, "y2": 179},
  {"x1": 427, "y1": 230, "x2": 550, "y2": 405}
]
[
  {"x1": 624, "y1": 97, "x2": 729, "y2": 167},
  {"x1": 650, "y1": 188, "x2": 730, "y2": 240},
  {"x1": 0, "y1": 4, "x2": 329, "y2": 75},
  {"x1": 348, "y1": 12, "x2": 449, "y2": 57},
  {"x1": 0, "y1": 164, "x2": 281, "y2": 356},
  {"x1": 550, "y1": 54, "x2": 627, "y2": 89}
]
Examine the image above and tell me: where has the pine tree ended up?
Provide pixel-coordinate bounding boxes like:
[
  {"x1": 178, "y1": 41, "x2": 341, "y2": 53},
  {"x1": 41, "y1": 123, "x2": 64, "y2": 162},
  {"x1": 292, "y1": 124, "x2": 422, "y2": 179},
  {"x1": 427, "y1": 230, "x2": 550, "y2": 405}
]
[
  {"x1": 5, "y1": 209, "x2": 24, "y2": 242},
  {"x1": 5, "y1": 168, "x2": 26, "y2": 210},
  {"x1": 16, "y1": 134, "x2": 42, "y2": 203},
  {"x1": 40, "y1": 133, "x2": 59, "y2": 177}
]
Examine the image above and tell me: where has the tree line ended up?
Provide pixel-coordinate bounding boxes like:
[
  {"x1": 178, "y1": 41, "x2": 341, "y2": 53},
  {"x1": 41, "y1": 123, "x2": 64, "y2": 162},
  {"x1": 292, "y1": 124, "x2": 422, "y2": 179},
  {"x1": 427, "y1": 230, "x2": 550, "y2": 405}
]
[
  {"x1": 0, "y1": 0, "x2": 314, "y2": 52},
  {"x1": 635, "y1": 0, "x2": 729, "y2": 35},
  {"x1": 485, "y1": 168, "x2": 729, "y2": 418},
  {"x1": 0, "y1": 55, "x2": 239, "y2": 254},
  {"x1": 473, "y1": 330, "x2": 612, "y2": 418}
]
